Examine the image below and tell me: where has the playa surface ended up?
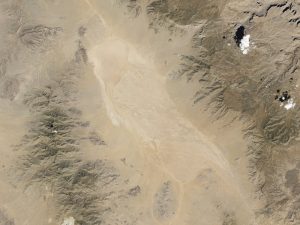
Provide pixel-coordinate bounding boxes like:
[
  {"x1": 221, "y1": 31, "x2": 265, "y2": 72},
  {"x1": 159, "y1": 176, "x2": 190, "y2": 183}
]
[{"x1": 0, "y1": 1, "x2": 299, "y2": 225}]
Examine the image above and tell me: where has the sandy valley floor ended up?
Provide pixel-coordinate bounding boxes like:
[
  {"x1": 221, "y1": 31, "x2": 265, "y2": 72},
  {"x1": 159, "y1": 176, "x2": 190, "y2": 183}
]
[{"x1": 0, "y1": 1, "x2": 300, "y2": 225}]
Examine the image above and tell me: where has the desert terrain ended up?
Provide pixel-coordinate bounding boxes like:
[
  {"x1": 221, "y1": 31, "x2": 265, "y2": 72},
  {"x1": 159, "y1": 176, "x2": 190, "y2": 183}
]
[{"x1": 0, "y1": 0, "x2": 299, "y2": 225}]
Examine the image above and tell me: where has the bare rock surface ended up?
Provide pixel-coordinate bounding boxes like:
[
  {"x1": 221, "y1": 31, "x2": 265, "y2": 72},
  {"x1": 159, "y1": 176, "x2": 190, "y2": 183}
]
[{"x1": 0, "y1": 0, "x2": 299, "y2": 225}]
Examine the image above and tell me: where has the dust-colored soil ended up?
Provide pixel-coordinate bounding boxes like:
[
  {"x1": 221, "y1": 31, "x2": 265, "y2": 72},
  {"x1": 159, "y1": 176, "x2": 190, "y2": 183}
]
[{"x1": 0, "y1": 1, "x2": 299, "y2": 225}]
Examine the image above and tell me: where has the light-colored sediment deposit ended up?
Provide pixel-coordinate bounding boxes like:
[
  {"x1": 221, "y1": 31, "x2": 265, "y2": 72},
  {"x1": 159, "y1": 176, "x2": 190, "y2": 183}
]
[{"x1": 0, "y1": 1, "x2": 300, "y2": 225}]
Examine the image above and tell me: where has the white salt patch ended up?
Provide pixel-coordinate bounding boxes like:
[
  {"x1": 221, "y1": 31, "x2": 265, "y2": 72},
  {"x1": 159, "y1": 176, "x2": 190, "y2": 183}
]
[
  {"x1": 61, "y1": 217, "x2": 75, "y2": 225},
  {"x1": 240, "y1": 34, "x2": 250, "y2": 54},
  {"x1": 284, "y1": 98, "x2": 296, "y2": 110}
]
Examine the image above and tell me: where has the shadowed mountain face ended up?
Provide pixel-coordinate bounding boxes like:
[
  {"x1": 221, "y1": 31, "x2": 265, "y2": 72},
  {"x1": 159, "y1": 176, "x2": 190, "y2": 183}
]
[
  {"x1": 171, "y1": 1, "x2": 300, "y2": 223},
  {"x1": 0, "y1": 0, "x2": 299, "y2": 225},
  {"x1": 147, "y1": 0, "x2": 224, "y2": 24}
]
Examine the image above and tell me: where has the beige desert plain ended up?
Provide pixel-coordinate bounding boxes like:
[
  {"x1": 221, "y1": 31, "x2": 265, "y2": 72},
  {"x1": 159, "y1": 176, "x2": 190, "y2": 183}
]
[{"x1": 0, "y1": 1, "x2": 299, "y2": 225}]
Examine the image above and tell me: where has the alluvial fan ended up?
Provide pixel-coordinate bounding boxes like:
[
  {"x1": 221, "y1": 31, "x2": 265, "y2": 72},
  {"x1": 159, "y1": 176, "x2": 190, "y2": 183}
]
[{"x1": 1, "y1": 0, "x2": 300, "y2": 225}]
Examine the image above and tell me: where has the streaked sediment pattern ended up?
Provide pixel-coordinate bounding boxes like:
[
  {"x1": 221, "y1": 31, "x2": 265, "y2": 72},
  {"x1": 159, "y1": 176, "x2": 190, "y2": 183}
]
[{"x1": 0, "y1": 0, "x2": 299, "y2": 225}]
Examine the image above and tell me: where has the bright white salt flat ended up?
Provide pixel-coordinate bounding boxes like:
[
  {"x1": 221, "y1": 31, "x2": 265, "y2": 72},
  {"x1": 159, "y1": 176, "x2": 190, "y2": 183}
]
[
  {"x1": 284, "y1": 98, "x2": 296, "y2": 110},
  {"x1": 61, "y1": 217, "x2": 75, "y2": 225},
  {"x1": 240, "y1": 34, "x2": 250, "y2": 54}
]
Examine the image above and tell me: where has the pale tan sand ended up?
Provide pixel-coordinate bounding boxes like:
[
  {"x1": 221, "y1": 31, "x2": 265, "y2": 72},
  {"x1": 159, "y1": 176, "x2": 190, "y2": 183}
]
[
  {"x1": 0, "y1": 1, "x2": 299, "y2": 225},
  {"x1": 86, "y1": 2, "x2": 255, "y2": 224}
]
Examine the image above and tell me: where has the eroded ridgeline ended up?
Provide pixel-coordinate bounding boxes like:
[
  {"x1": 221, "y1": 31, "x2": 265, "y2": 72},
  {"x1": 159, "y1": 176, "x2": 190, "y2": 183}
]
[
  {"x1": 20, "y1": 61, "x2": 119, "y2": 225},
  {"x1": 17, "y1": 44, "x2": 128, "y2": 225},
  {"x1": 2, "y1": 2, "x2": 123, "y2": 225},
  {"x1": 115, "y1": 0, "x2": 300, "y2": 223},
  {"x1": 173, "y1": 0, "x2": 300, "y2": 223}
]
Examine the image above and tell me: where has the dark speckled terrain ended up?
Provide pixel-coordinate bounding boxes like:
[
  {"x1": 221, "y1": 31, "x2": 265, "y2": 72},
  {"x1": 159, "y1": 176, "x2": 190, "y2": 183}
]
[{"x1": 0, "y1": 1, "x2": 300, "y2": 225}]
